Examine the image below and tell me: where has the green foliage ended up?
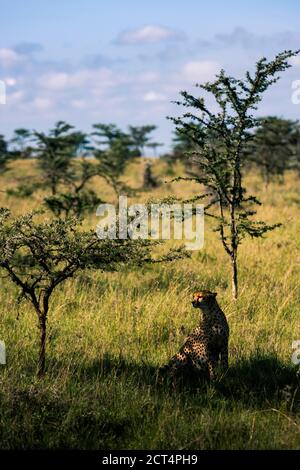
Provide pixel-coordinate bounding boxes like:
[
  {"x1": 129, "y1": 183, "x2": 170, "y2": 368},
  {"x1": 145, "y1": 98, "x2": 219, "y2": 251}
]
[
  {"x1": 0, "y1": 134, "x2": 10, "y2": 173},
  {"x1": 34, "y1": 121, "x2": 87, "y2": 195},
  {"x1": 44, "y1": 159, "x2": 102, "y2": 218},
  {"x1": 6, "y1": 182, "x2": 43, "y2": 198},
  {"x1": 93, "y1": 124, "x2": 138, "y2": 195},
  {"x1": 33, "y1": 122, "x2": 102, "y2": 217},
  {"x1": 173, "y1": 127, "x2": 196, "y2": 162},
  {"x1": 92, "y1": 123, "x2": 127, "y2": 147},
  {"x1": 248, "y1": 117, "x2": 300, "y2": 185},
  {"x1": 0, "y1": 209, "x2": 159, "y2": 282},
  {"x1": 67, "y1": 159, "x2": 99, "y2": 193},
  {"x1": 128, "y1": 125, "x2": 157, "y2": 156},
  {"x1": 44, "y1": 190, "x2": 102, "y2": 218},
  {"x1": 161, "y1": 128, "x2": 196, "y2": 167},
  {"x1": 10, "y1": 128, "x2": 33, "y2": 159}
]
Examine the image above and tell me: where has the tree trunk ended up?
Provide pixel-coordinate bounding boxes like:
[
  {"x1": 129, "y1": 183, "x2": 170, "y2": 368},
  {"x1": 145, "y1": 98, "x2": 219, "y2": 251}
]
[
  {"x1": 38, "y1": 315, "x2": 47, "y2": 377},
  {"x1": 229, "y1": 198, "x2": 238, "y2": 300},
  {"x1": 231, "y1": 254, "x2": 238, "y2": 301},
  {"x1": 51, "y1": 176, "x2": 57, "y2": 196},
  {"x1": 264, "y1": 171, "x2": 270, "y2": 191}
]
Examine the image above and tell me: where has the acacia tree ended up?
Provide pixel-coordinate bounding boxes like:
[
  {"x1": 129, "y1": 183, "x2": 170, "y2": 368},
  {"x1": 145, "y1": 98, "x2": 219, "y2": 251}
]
[
  {"x1": 44, "y1": 188, "x2": 102, "y2": 218},
  {"x1": 249, "y1": 116, "x2": 299, "y2": 187},
  {"x1": 161, "y1": 126, "x2": 199, "y2": 171},
  {"x1": 92, "y1": 124, "x2": 138, "y2": 196},
  {"x1": 33, "y1": 121, "x2": 101, "y2": 217},
  {"x1": 172, "y1": 127, "x2": 195, "y2": 162},
  {"x1": 128, "y1": 125, "x2": 157, "y2": 156},
  {"x1": 290, "y1": 136, "x2": 300, "y2": 176},
  {"x1": 0, "y1": 134, "x2": 10, "y2": 174},
  {"x1": 169, "y1": 50, "x2": 299, "y2": 299},
  {"x1": 92, "y1": 123, "x2": 128, "y2": 146},
  {"x1": 44, "y1": 158, "x2": 101, "y2": 218},
  {"x1": 34, "y1": 121, "x2": 86, "y2": 195},
  {"x1": 147, "y1": 142, "x2": 163, "y2": 157},
  {"x1": 0, "y1": 209, "x2": 186, "y2": 376},
  {"x1": 10, "y1": 128, "x2": 33, "y2": 159}
]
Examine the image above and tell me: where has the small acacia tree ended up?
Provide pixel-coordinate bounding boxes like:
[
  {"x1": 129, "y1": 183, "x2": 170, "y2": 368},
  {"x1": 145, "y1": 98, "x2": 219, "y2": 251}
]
[
  {"x1": 35, "y1": 122, "x2": 101, "y2": 217},
  {"x1": 10, "y1": 128, "x2": 33, "y2": 159},
  {"x1": 0, "y1": 209, "x2": 186, "y2": 375},
  {"x1": 44, "y1": 189, "x2": 102, "y2": 218},
  {"x1": 128, "y1": 125, "x2": 157, "y2": 156},
  {"x1": 169, "y1": 50, "x2": 299, "y2": 299},
  {"x1": 92, "y1": 124, "x2": 138, "y2": 196},
  {"x1": 44, "y1": 158, "x2": 102, "y2": 218},
  {"x1": 34, "y1": 121, "x2": 86, "y2": 195}
]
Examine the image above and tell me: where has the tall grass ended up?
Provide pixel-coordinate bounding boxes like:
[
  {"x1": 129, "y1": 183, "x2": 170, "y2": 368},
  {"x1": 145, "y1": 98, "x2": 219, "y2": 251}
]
[{"x1": 0, "y1": 159, "x2": 300, "y2": 449}]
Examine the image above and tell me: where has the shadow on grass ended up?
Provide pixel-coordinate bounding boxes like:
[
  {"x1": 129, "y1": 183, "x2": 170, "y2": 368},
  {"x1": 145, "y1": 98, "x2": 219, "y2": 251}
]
[
  {"x1": 217, "y1": 354, "x2": 300, "y2": 405},
  {"x1": 53, "y1": 351, "x2": 300, "y2": 407},
  {"x1": 3, "y1": 353, "x2": 299, "y2": 449}
]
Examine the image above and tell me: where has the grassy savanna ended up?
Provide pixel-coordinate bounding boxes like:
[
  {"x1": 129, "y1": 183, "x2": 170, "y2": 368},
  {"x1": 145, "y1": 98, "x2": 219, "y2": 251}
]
[{"x1": 0, "y1": 157, "x2": 300, "y2": 449}]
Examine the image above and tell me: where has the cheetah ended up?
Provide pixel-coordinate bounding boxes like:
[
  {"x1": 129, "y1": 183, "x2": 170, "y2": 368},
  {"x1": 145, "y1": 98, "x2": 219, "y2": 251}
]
[{"x1": 160, "y1": 290, "x2": 229, "y2": 380}]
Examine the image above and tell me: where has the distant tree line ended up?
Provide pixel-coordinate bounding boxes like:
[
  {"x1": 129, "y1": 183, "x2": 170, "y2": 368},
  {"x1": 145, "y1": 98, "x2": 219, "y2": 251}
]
[
  {"x1": 164, "y1": 115, "x2": 300, "y2": 187},
  {"x1": 2, "y1": 115, "x2": 300, "y2": 197},
  {"x1": 2, "y1": 122, "x2": 161, "y2": 217}
]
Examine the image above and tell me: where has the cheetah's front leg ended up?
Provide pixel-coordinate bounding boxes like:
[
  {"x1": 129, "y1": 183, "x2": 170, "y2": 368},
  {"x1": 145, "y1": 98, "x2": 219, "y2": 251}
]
[
  {"x1": 207, "y1": 354, "x2": 218, "y2": 381},
  {"x1": 220, "y1": 344, "x2": 229, "y2": 371}
]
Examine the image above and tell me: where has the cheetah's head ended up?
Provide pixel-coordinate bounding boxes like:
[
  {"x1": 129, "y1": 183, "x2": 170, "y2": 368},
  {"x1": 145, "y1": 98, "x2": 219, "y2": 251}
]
[{"x1": 192, "y1": 290, "x2": 217, "y2": 308}]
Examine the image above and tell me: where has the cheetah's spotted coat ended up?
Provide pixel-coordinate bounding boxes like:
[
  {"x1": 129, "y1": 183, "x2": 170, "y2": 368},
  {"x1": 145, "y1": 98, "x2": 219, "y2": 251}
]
[{"x1": 162, "y1": 290, "x2": 229, "y2": 380}]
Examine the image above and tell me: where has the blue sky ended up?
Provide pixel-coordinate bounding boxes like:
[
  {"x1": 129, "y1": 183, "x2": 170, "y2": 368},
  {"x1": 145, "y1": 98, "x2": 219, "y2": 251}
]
[{"x1": 1, "y1": 0, "x2": 300, "y2": 152}]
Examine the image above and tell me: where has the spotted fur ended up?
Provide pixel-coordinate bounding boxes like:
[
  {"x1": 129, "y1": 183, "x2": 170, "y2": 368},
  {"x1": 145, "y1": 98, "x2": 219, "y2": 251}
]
[{"x1": 161, "y1": 290, "x2": 229, "y2": 380}]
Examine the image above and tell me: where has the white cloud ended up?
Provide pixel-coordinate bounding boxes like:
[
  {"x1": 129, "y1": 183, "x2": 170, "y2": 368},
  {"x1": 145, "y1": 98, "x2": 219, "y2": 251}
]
[
  {"x1": 71, "y1": 99, "x2": 87, "y2": 109},
  {"x1": 32, "y1": 97, "x2": 53, "y2": 110},
  {"x1": 290, "y1": 56, "x2": 300, "y2": 67},
  {"x1": 7, "y1": 90, "x2": 24, "y2": 105},
  {"x1": 5, "y1": 77, "x2": 17, "y2": 86},
  {"x1": 38, "y1": 72, "x2": 69, "y2": 90},
  {"x1": 0, "y1": 48, "x2": 22, "y2": 68},
  {"x1": 138, "y1": 72, "x2": 160, "y2": 83},
  {"x1": 143, "y1": 91, "x2": 167, "y2": 102},
  {"x1": 38, "y1": 68, "x2": 118, "y2": 92},
  {"x1": 182, "y1": 60, "x2": 221, "y2": 83},
  {"x1": 116, "y1": 25, "x2": 183, "y2": 45}
]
